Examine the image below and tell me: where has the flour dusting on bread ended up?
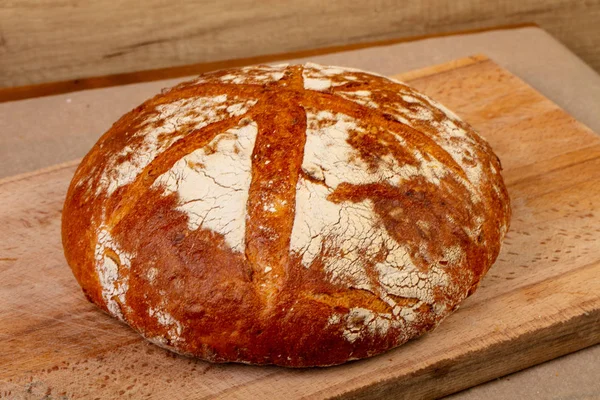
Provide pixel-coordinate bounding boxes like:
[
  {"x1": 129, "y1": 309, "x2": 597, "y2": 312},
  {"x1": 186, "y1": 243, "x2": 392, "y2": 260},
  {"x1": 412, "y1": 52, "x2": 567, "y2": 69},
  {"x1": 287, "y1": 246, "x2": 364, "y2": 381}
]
[
  {"x1": 152, "y1": 121, "x2": 258, "y2": 252},
  {"x1": 63, "y1": 63, "x2": 511, "y2": 367},
  {"x1": 94, "y1": 226, "x2": 133, "y2": 320},
  {"x1": 95, "y1": 96, "x2": 257, "y2": 197}
]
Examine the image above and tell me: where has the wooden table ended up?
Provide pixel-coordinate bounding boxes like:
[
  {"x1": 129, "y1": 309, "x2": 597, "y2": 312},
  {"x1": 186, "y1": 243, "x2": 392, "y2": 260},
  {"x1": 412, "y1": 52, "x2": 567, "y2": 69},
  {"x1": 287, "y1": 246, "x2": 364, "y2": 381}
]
[{"x1": 1, "y1": 26, "x2": 599, "y2": 399}]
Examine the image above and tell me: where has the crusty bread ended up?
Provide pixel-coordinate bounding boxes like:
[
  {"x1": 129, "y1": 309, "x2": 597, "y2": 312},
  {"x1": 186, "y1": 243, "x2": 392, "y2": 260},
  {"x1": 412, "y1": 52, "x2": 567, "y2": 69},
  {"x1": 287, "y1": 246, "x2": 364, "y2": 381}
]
[{"x1": 62, "y1": 63, "x2": 511, "y2": 367}]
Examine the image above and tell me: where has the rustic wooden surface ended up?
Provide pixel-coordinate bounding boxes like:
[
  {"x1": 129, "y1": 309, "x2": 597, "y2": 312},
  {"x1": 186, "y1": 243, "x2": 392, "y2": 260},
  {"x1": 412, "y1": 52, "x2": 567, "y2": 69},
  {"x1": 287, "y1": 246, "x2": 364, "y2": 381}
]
[
  {"x1": 1, "y1": 56, "x2": 599, "y2": 399},
  {"x1": 0, "y1": 24, "x2": 535, "y2": 103},
  {"x1": 2, "y1": 0, "x2": 600, "y2": 87}
]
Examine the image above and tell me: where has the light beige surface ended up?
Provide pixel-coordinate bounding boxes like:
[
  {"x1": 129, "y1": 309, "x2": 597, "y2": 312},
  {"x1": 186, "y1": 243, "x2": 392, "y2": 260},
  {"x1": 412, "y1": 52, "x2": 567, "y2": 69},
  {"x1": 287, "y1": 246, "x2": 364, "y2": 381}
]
[
  {"x1": 1, "y1": 56, "x2": 599, "y2": 399},
  {"x1": 1, "y1": 27, "x2": 599, "y2": 399},
  {"x1": 448, "y1": 345, "x2": 600, "y2": 399},
  {"x1": 2, "y1": 1, "x2": 600, "y2": 86}
]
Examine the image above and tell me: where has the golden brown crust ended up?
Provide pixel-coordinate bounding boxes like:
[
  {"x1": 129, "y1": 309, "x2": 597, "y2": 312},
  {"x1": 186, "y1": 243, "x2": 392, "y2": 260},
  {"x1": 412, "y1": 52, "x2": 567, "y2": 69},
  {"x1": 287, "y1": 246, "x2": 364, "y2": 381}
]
[{"x1": 62, "y1": 63, "x2": 511, "y2": 367}]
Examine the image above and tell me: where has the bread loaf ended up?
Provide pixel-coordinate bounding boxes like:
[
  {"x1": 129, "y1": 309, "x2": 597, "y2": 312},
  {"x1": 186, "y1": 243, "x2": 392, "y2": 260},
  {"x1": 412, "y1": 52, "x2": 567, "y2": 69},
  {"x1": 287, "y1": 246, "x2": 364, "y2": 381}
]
[{"x1": 62, "y1": 63, "x2": 511, "y2": 367}]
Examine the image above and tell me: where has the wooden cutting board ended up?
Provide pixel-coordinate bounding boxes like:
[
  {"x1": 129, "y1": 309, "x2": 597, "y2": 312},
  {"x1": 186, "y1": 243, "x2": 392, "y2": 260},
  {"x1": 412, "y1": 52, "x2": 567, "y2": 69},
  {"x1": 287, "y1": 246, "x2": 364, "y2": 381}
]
[{"x1": 1, "y1": 55, "x2": 599, "y2": 399}]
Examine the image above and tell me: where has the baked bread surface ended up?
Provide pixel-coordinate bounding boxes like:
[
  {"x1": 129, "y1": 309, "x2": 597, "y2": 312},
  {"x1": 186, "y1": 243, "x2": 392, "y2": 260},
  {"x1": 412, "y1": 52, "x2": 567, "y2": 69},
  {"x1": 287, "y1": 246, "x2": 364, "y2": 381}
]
[{"x1": 62, "y1": 63, "x2": 511, "y2": 367}]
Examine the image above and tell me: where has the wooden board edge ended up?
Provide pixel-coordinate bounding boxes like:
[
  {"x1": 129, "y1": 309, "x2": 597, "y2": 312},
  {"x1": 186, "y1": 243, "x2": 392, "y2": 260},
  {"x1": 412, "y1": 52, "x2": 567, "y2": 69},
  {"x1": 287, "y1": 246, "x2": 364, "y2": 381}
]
[
  {"x1": 0, "y1": 159, "x2": 80, "y2": 188},
  {"x1": 395, "y1": 55, "x2": 600, "y2": 141},
  {"x1": 337, "y1": 307, "x2": 600, "y2": 400},
  {"x1": 0, "y1": 23, "x2": 537, "y2": 103},
  {"x1": 393, "y1": 54, "x2": 489, "y2": 82}
]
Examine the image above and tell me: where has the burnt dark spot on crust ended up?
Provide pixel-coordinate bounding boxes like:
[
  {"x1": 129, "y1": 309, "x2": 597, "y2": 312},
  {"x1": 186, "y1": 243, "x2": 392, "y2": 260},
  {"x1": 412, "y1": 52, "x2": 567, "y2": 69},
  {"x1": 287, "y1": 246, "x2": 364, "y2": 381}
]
[
  {"x1": 382, "y1": 113, "x2": 396, "y2": 122},
  {"x1": 172, "y1": 232, "x2": 186, "y2": 244}
]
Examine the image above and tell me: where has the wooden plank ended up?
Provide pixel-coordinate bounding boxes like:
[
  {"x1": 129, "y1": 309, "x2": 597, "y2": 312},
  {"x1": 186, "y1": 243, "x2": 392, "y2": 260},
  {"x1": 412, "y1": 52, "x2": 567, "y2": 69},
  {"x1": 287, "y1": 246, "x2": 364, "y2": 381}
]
[
  {"x1": 1, "y1": 0, "x2": 600, "y2": 88},
  {"x1": 0, "y1": 25, "x2": 532, "y2": 103},
  {"x1": 1, "y1": 57, "x2": 599, "y2": 399}
]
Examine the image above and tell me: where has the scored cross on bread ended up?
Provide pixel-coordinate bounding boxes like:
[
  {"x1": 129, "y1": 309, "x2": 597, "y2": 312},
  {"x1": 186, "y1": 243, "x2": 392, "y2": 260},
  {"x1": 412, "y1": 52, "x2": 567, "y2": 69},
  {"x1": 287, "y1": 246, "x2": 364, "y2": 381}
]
[{"x1": 62, "y1": 63, "x2": 510, "y2": 367}]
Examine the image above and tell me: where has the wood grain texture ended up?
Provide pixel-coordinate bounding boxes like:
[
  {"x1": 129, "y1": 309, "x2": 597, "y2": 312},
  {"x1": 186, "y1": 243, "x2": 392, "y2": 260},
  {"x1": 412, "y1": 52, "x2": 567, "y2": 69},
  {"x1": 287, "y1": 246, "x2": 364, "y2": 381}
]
[
  {"x1": 1, "y1": 0, "x2": 600, "y2": 88},
  {"x1": 1, "y1": 57, "x2": 600, "y2": 399},
  {"x1": 0, "y1": 24, "x2": 535, "y2": 103}
]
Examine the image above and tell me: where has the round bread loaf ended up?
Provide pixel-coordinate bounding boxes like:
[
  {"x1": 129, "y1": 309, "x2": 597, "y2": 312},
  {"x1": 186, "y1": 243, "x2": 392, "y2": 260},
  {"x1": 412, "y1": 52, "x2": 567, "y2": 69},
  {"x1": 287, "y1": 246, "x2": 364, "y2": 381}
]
[{"x1": 62, "y1": 63, "x2": 510, "y2": 367}]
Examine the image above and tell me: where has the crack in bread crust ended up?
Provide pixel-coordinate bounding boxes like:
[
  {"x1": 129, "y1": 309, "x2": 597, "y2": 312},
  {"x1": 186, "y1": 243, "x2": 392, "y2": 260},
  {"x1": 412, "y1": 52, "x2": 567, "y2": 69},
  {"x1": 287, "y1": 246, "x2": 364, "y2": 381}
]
[{"x1": 62, "y1": 63, "x2": 511, "y2": 367}]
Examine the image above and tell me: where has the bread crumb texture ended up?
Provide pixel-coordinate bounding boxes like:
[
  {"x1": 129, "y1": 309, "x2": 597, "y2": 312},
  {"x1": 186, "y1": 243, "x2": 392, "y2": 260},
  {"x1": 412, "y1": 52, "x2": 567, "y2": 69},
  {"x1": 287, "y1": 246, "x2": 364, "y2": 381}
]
[{"x1": 62, "y1": 63, "x2": 510, "y2": 367}]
